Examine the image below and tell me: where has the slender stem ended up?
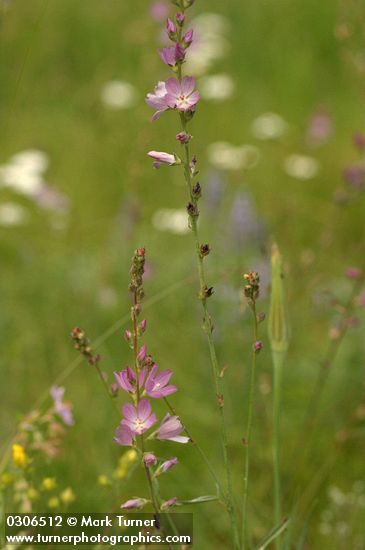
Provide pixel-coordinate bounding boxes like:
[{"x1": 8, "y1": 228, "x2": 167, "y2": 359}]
[
  {"x1": 94, "y1": 361, "x2": 120, "y2": 416},
  {"x1": 131, "y1": 290, "x2": 161, "y2": 525},
  {"x1": 164, "y1": 397, "x2": 224, "y2": 498},
  {"x1": 178, "y1": 121, "x2": 240, "y2": 550},
  {"x1": 272, "y1": 351, "x2": 283, "y2": 550},
  {"x1": 241, "y1": 303, "x2": 258, "y2": 548}
]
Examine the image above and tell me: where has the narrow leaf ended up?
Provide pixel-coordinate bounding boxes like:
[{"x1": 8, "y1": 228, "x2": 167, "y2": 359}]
[{"x1": 256, "y1": 517, "x2": 290, "y2": 550}]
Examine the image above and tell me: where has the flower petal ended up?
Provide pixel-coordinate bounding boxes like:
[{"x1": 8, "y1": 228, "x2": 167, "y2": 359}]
[{"x1": 181, "y1": 76, "x2": 196, "y2": 95}]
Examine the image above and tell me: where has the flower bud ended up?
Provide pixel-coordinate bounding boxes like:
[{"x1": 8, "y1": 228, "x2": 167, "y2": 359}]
[
  {"x1": 182, "y1": 29, "x2": 194, "y2": 48},
  {"x1": 176, "y1": 12, "x2": 185, "y2": 25},
  {"x1": 166, "y1": 17, "x2": 177, "y2": 39},
  {"x1": 192, "y1": 182, "x2": 201, "y2": 198},
  {"x1": 124, "y1": 330, "x2": 132, "y2": 342},
  {"x1": 176, "y1": 131, "x2": 191, "y2": 144},
  {"x1": 140, "y1": 319, "x2": 147, "y2": 333}
]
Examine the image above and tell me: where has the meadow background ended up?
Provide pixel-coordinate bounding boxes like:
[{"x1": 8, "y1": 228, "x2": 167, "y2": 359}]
[{"x1": 1, "y1": 0, "x2": 365, "y2": 547}]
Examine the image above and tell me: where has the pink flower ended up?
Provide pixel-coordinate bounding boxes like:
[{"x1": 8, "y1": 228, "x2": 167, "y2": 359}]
[
  {"x1": 154, "y1": 414, "x2": 189, "y2": 443},
  {"x1": 122, "y1": 399, "x2": 157, "y2": 436},
  {"x1": 50, "y1": 386, "x2": 74, "y2": 427},
  {"x1": 176, "y1": 131, "x2": 191, "y2": 144},
  {"x1": 114, "y1": 367, "x2": 146, "y2": 394},
  {"x1": 114, "y1": 424, "x2": 135, "y2": 446},
  {"x1": 146, "y1": 81, "x2": 169, "y2": 121},
  {"x1": 157, "y1": 457, "x2": 178, "y2": 475},
  {"x1": 147, "y1": 151, "x2": 180, "y2": 169},
  {"x1": 145, "y1": 365, "x2": 177, "y2": 399},
  {"x1": 165, "y1": 77, "x2": 200, "y2": 112},
  {"x1": 159, "y1": 44, "x2": 185, "y2": 67},
  {"x1": 121, "y1": 497, "x2": 148, "y2": 509},
  {"x1": 143, "y1": 452, "x2": 157, "y2": 467}
]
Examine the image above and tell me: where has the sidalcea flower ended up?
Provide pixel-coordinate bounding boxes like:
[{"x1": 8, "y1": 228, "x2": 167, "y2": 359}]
[
  {"x1": 114, "y1": 424, "x2": 135, "y2": 446},
  {"x1": 143, "y1": 452, "x2": 157, "y2": 467},
  {"x1": 154, "y1": 414, "x2": 189, "y2": 443},
  {"x1": 159, "y1": 44, "x2": 185, "y2": 67},
  {"x1": 147, "y1": 151, "x2": 181, "y2": 169},
  {"x1": 50, "y1": 386, "x2": 74, "y2": 426},
  {"x1": 157, "y1": 457, "x2": 178, "y2": 475},
  {"x1": 121, "y1": 498, "x2": 149, "y2": 510},
  {"x1": 122, "y1": 399, "x2": 157, "y2": 436},
  {"x1": 145, "y1": 365, "x2": 177, "y2": 399},
  {"x1": 176, "y1": 12, "x2": 185, "y2": 25},
  {"x1": 165, "y1": 77, "x2": 200, "y2": 112},
  {"x1": 114, "y1": 367, "x2": 146, "y2": 394},
  {"x1": 146, "y1": 81, "x2": 169, "y2": 121}
]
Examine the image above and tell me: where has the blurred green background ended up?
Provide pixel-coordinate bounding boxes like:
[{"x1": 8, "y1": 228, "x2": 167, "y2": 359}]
[{"x1": 1, "y1": 0, "x2": 365, "y2": 547}]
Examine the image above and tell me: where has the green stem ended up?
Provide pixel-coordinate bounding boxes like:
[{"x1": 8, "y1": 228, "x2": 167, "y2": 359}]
[
  {"x1": 272, "y1": 351, "x2": 283, "y2": 550},
  {"x1": 242, "y1": 303, "x2": 258, "y2": 548},
  {"x1": 178, "y1": 119, "x2": 240, "y2": 550}
]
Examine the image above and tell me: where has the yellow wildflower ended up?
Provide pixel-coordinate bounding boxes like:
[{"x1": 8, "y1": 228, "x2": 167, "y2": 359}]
[
  {"x1": 41, "y1": 478, "x2": 57, "y2": 491},
  {"x1": 98, "y1": 475, "x2": 112, "y2": 486},
  {"x1": 47, "y1": 497, "x2": 60, "y2": 509},
  {"x1": 60, "y1": 487, "x2": 75, "y2": 505},
  {"x1": 12, "y1": 444, "x2": 28, "y2": 468}
]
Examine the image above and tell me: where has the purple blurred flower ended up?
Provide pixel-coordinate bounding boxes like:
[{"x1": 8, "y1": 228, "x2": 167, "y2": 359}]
[
  {"x1": 345, "y1": 267, "x2": 362, "y2": 280},
  {"x1": 145, "y1": 365, "x2": 177, "y2": 399},
  {"x1": 158, "y1": 457, "x2": 178, "y2": 474},
  {"x1": 147, "y1": 151, "x2": 180, "y2": 169},
  {"x1": 353, "y1": 133, "x2": 365, "y2": 152},
  {"x1": 140, "y1": 319, "x2": 147, "y2": 332},
  {"x1": 121, "y1": 498, "x2": 148, "y2": 509},
  {"x1": 149, "y1": 1, "x2": 168, "y2": 21},
  {"x1": 122, "y1": 399, "x2": 157, "y2": 436},
  {"x1": 159, "y1": 44, "x2": 185, "y2": 66},
  {"x1": 50, "y1": 386, "x2": 74, "y2": 426},
  {"x1": 307, "y1": 109, "x2": 333, "y2": 146},
  {"x1": 143, "y1": 452, "x2": 157, "y2": 467},
  {"x1": 114, "y1": 367, "x2": 147, "y2": 394},
  {"x1": 343, "y1": 164, "x2": 365, "y2": 190},
  {"x1": 154, "y1": 414, "x2": 189, "y2": 443},
  {"x1": 146, "y1": 81, "x2": 169, "y2": 121},
  {"x1": 165, "y1": 77, "x2": 200, "y2": 112},
  {"x1": 253, "y1": 340, "x2": 263, "y2": 352},
  {"x1": 114, "y1": 424, "x2": 134, "y2": 446}
]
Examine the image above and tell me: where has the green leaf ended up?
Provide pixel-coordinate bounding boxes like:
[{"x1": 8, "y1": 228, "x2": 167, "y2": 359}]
[
  {"x1": 256, "y1": 517, "x2": 290, "y2": 550},
  {"x1": 180, "y1": 495, "x2": 218, "y2": 505}
]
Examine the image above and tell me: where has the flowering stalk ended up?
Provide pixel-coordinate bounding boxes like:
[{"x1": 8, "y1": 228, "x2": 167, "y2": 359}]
[
  {"x1": 268, "y1": 244, "x2": 290, "y2": 549},
  {"x1": 146, "y1": 3, "x2": 239, "y2": 547},
  {"x1": 241, "y1": 271, "x2": 262, "y2": 547}
]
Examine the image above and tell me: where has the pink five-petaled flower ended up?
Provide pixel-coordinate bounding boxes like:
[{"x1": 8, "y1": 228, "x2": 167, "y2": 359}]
[
  {"x1": 122, "y1": 399, "x2": 157, "y2": 436},
  {"x1": 146, "y1": 81, "x2": 169, "y2": 121},
  {"x1": 154, "y1": 414, "x2": 189, "y2": 443},
  {"x1": 159, "y1": 44, "x2": 185, "y2": 67},
  {"x1": 114, "y1": 424, "x2": 134, "y2": 446},
  {"x1": 165, "y1": 77, "x2": 200, "y2": 113},
  {"x1": 147, "y1": 151, "x2": 180, "y2": 169},
  {"x1": 114, "y1": 367, "x2": 147, "y2": 394},
  {"x1": 121, "y1": 498, "x2": 149, "y2": 510},
  {"x1": 145, "y1": 365, "x2": 177, "y2": 399}
]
